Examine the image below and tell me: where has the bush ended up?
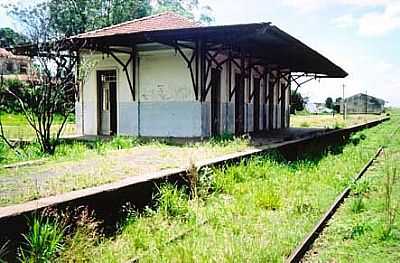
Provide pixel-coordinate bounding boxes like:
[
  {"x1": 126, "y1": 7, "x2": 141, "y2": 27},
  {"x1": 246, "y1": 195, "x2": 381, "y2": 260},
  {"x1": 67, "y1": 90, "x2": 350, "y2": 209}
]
[
  {"x1": 156, "y1": 184, "x2": 191, "y2": 220},
  {"x1": 0, "y1": 79, "x2": 27, "y2": 113},
  {"x1": 350, "y1": 197, "x2": 365, "y2": 213},
  {"x1": 18, "y1": 216, "x2": 66, "y2": 262},
  {"x1": 255, "y1": 189, "x2": 281, "y2": 210}
]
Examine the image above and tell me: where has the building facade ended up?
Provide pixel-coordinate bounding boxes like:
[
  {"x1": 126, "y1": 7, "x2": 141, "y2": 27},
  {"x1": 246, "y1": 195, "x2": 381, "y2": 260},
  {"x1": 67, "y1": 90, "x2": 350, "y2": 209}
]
[
  {"x1": 70, "y1": 12, "x2": 347, "y2": 138},
  {"x1": 342, "y1": 93, "x2": 385, "y2": 114},
  {"x1": 0, "y1": 48, "x2": 32, "y2": 80}
]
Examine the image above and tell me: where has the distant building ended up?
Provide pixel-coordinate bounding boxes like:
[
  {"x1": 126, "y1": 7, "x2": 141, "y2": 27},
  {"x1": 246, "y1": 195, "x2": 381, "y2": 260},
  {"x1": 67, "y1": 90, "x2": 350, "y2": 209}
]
[
  {"x1": 341, "y1": 93, "x2": 385, "y2": 114},
  {"x1": 306, "y1": 102, "x2": 333, "y2": 114},
  {"x1": 0, "y1": 48, "x2": 33, "y2": 81}
]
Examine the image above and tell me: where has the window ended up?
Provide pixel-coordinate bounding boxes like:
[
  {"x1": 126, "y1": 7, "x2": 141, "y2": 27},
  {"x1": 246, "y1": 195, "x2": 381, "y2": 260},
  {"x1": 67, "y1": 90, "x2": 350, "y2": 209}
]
[
  {"x1": 20, "y1": 63, "x2": 28, "y2": 74},
  {"x1": 6, "y1": 62, "x2": 14, "y2": 73}
]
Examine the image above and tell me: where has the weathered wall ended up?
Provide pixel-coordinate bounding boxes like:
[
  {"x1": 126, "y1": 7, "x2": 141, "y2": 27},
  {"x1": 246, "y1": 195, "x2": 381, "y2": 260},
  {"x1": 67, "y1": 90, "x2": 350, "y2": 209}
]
[
  {"x1": 78, "y1": 53, "x2": 134, "y2": 136},
  {"x1": 138, "y1": 49, "x2": 202, "y2": 137},
  {"x1": 78, "y1": 45, "x2": 292, "y2": 138}
]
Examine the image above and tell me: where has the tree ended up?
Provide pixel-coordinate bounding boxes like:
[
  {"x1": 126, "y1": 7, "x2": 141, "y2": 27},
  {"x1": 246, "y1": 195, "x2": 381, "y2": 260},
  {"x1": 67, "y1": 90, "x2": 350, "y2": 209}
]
[
  {"x1": 154, "y1": 0, "x2": 214, "y2": 24},
  {"x1": 333, "y1": 97, "x2": 342, "y2": 113},
  {"x1": 290, "y1": 91, "x2": 305, "y2": 113},
  {"x1": 325, "y1": 97, "x2": 333, "y2": 109},
  {"x1": 0, "y1": 27, "x2": 28, "y2": 47},
  {"x1": 48, "y1": 0, "x2": 152, "y2": 37},
  {"x1": 1, "y1": 5, "x2": 82, "y2": 154},
  {"x1": 7, "y1": 0, "x2": 151, "y2": 37},
  {"x1": 7, "y1": 0, "x2": 213, "y2": 38}
]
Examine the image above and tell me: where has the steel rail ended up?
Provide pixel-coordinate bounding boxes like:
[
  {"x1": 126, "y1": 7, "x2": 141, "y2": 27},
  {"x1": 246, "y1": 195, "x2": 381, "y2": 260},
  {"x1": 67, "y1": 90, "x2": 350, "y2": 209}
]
[{"x1": 286, "y1": 146, "x2": 384, "y2": 263}]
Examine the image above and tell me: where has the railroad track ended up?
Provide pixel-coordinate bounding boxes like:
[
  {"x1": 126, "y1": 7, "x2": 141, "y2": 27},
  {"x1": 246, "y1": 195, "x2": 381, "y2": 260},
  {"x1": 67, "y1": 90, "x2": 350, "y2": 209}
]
[
  {"x1": 0, "y1": 117, "x2": 390, "y2": 261},
  {"x1": 287, "y1": 122, "x2": 400, "y2": 263}
]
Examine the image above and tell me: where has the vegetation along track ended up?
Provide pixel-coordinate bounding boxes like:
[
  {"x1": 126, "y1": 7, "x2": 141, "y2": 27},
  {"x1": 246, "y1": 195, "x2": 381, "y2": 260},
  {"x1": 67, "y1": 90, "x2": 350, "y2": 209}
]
[
  {"x1": 0, "y1": 116, "x2": 394, "y2": 262},
  {"x1": 287, "y1": 120, "x2": 400, "y2": 263}
]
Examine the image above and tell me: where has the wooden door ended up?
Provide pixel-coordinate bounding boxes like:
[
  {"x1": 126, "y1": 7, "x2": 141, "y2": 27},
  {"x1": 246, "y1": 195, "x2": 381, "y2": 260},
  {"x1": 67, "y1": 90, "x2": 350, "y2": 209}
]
[{"x1": 211, "y1": 68, "x2": 221, "y2": 136}]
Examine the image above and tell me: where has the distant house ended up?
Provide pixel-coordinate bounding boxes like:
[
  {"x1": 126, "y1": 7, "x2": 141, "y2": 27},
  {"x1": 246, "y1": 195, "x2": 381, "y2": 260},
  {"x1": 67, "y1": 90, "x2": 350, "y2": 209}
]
[
  {"x1": 306, "y1": 102, "x2": 333, "y2": 114},
  {"x1": 341, "y1": 93, "x2": 385, "y2": 114},
  {"x1": 0, "y1": 48, "x2": 33, "y2": 81},
  {"x1": 64, "y1": 12, "x2": 347, "y2": 138}
]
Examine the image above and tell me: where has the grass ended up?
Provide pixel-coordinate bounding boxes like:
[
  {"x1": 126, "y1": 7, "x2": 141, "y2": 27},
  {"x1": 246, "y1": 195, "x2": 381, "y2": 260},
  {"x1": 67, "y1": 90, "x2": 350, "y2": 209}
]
[
  {"x1": 0, "y1": 112, "x2": 76, "y2": 140},
  {"x1": 304, "y1": 148, "x2": 400, "y2": 262},
  {"x1": 0, "y1": 136, "x2": 250, "y2": 207},
  {"x1": 45, "y1": 111, "x2": 399, "y2": 262},
  {"x1": 291, "y1": 113, "x2": 384, "y2": 129}
]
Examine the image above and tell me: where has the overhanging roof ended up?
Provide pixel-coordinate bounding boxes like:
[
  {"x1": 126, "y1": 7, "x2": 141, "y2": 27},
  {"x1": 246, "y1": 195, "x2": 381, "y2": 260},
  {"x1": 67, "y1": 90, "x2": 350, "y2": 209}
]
[{"x1": 15, "y1": 12, "x2": 349, "y2": 78}]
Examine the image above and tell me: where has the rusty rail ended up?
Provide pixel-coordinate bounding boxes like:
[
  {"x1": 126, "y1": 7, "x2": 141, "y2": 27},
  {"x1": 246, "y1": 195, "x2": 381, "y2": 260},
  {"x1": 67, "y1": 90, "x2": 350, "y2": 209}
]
[{"x1": 286, "y1": 146, "x2": 384, "y2": 263}]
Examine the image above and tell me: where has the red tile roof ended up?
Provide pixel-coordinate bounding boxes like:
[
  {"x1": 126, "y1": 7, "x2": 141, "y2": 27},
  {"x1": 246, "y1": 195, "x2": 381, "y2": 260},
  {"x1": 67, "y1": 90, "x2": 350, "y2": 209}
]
[
  {"x1": 74, "y1": 12, "x2": 200, "y2": 39},
  {"x1": 0, "y1": 48, "x2": 13, "y2": 58}
]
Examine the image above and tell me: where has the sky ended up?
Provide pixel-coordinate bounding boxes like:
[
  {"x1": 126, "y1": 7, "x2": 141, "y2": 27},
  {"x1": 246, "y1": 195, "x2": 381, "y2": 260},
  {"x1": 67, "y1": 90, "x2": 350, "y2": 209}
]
[{"x1": 1, "y1": 0, "x2": 399, "y2": 106}]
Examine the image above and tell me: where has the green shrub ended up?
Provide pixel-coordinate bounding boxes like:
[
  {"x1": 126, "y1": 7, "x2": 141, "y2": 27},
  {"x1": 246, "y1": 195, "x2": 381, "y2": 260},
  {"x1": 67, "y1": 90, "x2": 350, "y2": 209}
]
[
  {"x1": 345, "y1": 222, "x2": 372, "y2": 239},
  {"x1": 352, "y1": 180, "x2": 371, "y2": 195},
  {"x1": 300, "y1": 121, "x2": 310, "y2": 128},
  {"x1": 156, "y1": 184, "x2": 191, "y2": 219},
  {"x1": 350, "y1": 197, "x2": 365, "y2": 213},
  {"x1": 109, "y1": 136, "x2": 139, "y2": 150},
  {"x1": 18, "y1": 216, "x2": 66, "y2": 263},
  {"x1": 0, "y1": 142, "x2": 7, "y2": 163},
  {"x1": 255, "y1": 189, "x2": 281, "y2": 210},
  {"x1": 350, "y1": 134, "x2": 361, "y2": 145}
]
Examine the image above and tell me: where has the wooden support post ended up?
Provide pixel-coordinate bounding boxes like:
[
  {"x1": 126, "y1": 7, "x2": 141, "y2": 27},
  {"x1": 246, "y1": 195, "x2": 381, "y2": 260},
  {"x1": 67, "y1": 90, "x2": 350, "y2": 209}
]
[
  {"x1": 200, "y1": 40, "x2": 207, "y2": 101},
  {"x1": 131, "y1": 47, "x2": 136, "y2": 101},
  {"x1": 228, "y1": 50, "x2": 233, "y2": 101},
  {"x1": 195, "y1": 40, "x2": 199, "y2": 100}
]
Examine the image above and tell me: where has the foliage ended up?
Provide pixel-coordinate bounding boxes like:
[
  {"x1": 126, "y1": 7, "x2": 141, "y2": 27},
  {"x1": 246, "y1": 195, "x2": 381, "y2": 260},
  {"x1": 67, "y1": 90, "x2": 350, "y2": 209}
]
[
  {"x1": 0, "y1": 79, "x2": 27, "y2": 113},
  {"x1": 325, "y1": 97, "x2": 334, "y2": 109},
  {"x1": 55, "y1": 119, "x2": 398, "y2": 262},
  {"x1": 350, "y1": 197, "x2": 365, "y2": 213},
  {"x1": 0, "y1": 27, "x2": 27, "y2": 47},
  {"x1": 382, "y1": 151, "x2": 399, "y2": 238},
  {"x1": 18, "y1": 216, "x2": 66, "y2": 263},
  {"x1": 290, "y1": 90, "x2": 305, "y2": 113},
  {"x1": 156, "y1": 183, "x2": 191, "y2": 219},
  {"x1": 47, "y1": 0, "x2": 152, "y2": 37},
  {"x1": 7, "y1": 0, "x2": 213, "y2": 38},
  {"x1": 154, "y1": 0, "x2": 214, "y2": 24}
]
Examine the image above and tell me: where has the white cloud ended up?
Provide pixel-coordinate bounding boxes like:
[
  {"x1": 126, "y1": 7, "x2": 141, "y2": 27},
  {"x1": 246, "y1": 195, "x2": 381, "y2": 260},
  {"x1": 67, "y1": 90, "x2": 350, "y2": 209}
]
[
  {"x1": 281, "y1": 0, "x2": 329, "y2": 12},
  {"x1": 332, "y1": 14, "x2": 356, "y2": 28},
  {"x1": 357, "y1": 2, "x2": 400, "y2": 36}
]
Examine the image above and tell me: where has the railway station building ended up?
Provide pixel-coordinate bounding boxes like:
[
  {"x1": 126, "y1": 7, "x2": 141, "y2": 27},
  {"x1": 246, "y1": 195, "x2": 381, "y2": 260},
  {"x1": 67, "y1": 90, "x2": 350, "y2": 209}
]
[{"x1": 68, "y1": 12, "x2": 347, "y2": 138}]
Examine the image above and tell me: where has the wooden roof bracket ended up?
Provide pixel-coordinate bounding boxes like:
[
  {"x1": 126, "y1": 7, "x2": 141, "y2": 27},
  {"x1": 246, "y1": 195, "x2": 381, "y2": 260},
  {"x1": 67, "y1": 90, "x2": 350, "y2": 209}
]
[
  {"x1": 102, "y1": 47, "x2": 136, "y2": 101},
  {"x1": 161, "y1": 40, "x2": 199, "y2": 100}
]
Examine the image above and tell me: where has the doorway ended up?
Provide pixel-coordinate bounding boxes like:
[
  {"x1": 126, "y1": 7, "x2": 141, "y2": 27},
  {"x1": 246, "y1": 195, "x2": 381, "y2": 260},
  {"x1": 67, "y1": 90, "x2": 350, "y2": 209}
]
[
  {"x1": 253, "y1": 77, "x2": 261, "y2": 132},
  {"x1": 235, "y1": 73, "x2": 245, "y2": 136},
  {"x1": 97, "y1": 70, "x2": 117, "y2": 135},
  {"x1": 211, "y1": 68, "x2": 221, "y2": 137}
]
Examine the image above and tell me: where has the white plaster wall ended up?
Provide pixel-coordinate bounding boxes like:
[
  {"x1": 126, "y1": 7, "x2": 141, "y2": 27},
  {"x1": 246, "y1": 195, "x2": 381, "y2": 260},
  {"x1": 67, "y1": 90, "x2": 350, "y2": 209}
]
[
  {"x1": 79, "y1": 53, "x2": 135, "y2": 135},
  {"x1": 138, "y1": 49, "x2": 202, "y2": 137}
]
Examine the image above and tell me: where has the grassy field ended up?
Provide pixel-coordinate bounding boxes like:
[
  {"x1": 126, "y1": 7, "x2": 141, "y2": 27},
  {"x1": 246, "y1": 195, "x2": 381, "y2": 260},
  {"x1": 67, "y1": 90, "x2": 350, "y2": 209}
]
[
  {"x1": 291, "y1": 113, "x2": 385, "y2": 129},
  {"x1": 43, "y1": 113, "x2": 397, "y2": 262},
  {"x1": 0, "y1": 112, "x2": 75, "y2": 140}
]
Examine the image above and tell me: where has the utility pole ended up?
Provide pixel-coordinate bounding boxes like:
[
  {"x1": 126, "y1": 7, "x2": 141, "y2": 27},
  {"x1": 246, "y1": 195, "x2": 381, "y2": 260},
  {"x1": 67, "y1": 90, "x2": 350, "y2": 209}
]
[
  {"x1": 342, "y1": 84, "x2": 346, "y2": 120},
  {"x1": 365, "y1": 90, "x2": 368, "y2": 114}
]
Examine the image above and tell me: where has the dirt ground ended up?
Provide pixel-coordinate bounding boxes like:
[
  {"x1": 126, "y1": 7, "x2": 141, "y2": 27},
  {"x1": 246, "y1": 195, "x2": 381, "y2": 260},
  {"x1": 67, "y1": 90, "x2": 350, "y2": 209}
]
[{"x1": 0, "y1": 127, "x2": 326, "y2": 207}]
